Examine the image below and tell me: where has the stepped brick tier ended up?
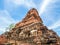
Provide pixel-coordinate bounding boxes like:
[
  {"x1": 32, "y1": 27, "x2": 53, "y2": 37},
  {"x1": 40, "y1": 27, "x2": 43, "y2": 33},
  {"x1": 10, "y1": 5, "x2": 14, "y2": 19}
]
[{"x1": 2, "y1": 8, "x2": 60, "y2": 45}]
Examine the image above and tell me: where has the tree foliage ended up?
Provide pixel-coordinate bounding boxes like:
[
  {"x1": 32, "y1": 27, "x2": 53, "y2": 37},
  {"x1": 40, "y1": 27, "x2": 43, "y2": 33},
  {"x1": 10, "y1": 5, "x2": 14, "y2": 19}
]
[{"x1": 6, "y1": 23, "x2": 15, "y2": 31}]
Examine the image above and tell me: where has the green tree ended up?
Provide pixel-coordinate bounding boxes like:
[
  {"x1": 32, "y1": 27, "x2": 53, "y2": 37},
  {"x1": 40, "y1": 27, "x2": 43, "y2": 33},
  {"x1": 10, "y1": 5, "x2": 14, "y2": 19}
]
[{"x1": 6, "y1": 23, "x2": 15, "y2": 31}]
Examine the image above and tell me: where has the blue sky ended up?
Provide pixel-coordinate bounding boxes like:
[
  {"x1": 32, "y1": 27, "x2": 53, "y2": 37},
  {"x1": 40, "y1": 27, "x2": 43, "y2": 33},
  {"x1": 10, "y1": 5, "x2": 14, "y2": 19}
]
[{"x1": 0, "y1": 0, "x2": 60, "y2": 36}]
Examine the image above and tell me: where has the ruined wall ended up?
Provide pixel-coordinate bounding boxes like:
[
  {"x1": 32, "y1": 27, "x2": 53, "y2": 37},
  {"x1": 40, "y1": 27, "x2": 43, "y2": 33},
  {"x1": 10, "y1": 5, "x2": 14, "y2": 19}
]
[{"x1": 3, "y1": 8, "x2": 60, "y2": 45}]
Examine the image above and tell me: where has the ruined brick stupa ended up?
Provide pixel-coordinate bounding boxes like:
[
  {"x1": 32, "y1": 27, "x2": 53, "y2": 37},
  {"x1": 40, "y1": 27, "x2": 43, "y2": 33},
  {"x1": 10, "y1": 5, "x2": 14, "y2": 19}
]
[{"x1": 3, "y1": 8, "x2": 60, "y2": 45}]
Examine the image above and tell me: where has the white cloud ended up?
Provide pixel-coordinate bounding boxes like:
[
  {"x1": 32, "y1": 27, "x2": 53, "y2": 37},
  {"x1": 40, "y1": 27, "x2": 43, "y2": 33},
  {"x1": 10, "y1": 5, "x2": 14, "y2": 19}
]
[
  {"x1": 48, "y1": 20, "x2": 60, "y2": 29},
  {"x1": 0, "y1": 10, "x2": 16, "y2": 33},
  {"x1": 24, "y1": 0, "x2": 36, "y2": 9},
  {"x1": 0, "y1": 10, "x2": 15, "y2": 23},
  {"x1": 12, "y1": 0, "x2": 24, "y2": 5},
  {"x1": 4, "y1": 0, "x2": 36, "y2": 9},
  {"x1": 39, "y1": 0, "x2": 52, "y2": 15},
  {"x1": 0, "y1": 28, "x2": 6, "y2": 33}
]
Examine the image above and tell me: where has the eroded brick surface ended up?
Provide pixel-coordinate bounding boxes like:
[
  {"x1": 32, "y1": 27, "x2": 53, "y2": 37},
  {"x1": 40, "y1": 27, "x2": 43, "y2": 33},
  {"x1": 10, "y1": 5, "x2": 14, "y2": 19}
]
[{"x1": 2, "y1": 8, "x2": 60, "y2": 45}]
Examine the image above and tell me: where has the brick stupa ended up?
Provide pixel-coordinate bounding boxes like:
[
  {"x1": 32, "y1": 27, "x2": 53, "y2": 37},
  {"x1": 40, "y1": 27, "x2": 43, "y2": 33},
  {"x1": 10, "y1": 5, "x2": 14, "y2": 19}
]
[{"x1": 2, "y1": 8, "x2": 60, "y2": 45}]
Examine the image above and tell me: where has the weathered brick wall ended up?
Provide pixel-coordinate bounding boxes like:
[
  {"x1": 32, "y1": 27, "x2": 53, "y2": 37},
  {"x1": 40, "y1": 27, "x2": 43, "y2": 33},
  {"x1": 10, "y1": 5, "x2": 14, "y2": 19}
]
[{"x1": 3, "y1": 8, "x2": 60, "y2": 45}]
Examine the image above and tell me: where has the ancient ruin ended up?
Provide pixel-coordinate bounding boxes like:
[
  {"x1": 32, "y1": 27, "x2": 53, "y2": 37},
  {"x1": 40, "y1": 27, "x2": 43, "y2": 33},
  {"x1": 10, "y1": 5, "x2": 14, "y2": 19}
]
[{"x1": 1, "y1": 8, "x2": 60, "y2": 45}]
